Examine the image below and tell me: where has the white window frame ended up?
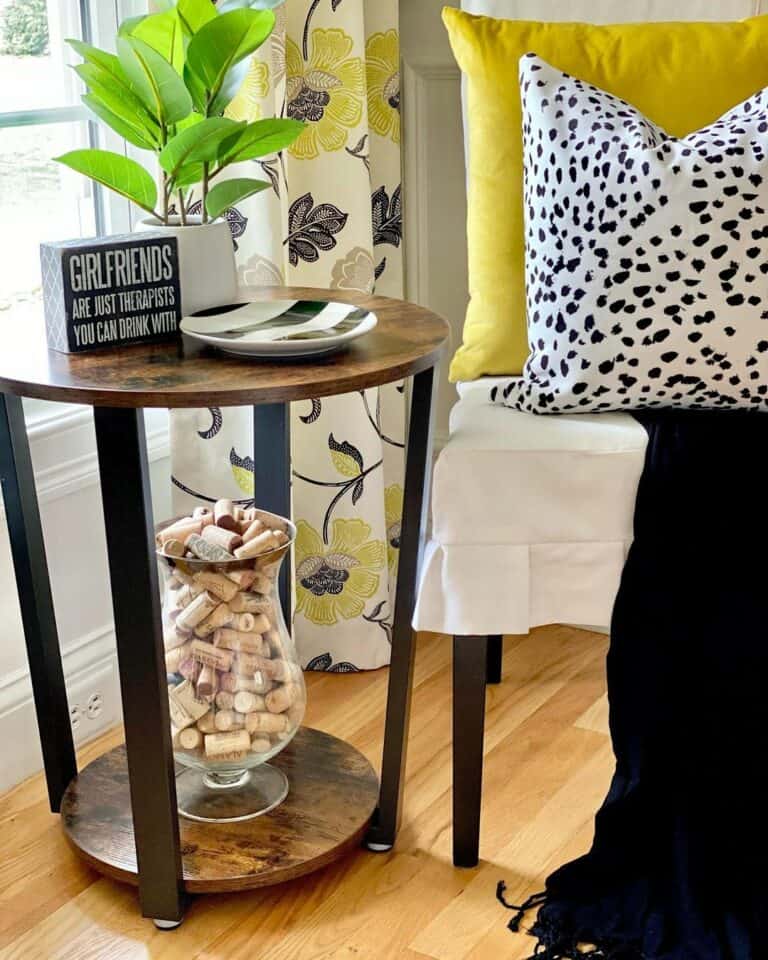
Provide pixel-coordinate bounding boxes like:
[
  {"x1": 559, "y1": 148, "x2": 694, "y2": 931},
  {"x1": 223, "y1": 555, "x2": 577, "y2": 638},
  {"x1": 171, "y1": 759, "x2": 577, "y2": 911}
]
[{"x1": 0, "y1": 0, "x2": 147, "y2": 425}]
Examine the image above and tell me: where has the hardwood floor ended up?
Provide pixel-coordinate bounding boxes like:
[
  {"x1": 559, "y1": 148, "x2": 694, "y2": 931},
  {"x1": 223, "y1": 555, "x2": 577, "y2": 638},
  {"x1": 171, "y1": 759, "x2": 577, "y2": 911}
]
[{"x1": 0, "y1": 626, "x2": 611, "y2": 960}]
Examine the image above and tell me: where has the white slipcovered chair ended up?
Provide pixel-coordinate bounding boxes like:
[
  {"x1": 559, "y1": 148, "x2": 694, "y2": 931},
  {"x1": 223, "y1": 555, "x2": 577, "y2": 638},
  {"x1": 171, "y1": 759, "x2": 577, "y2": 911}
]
[{"x1": 412, "y1": 0, "x2": 763, "y2": 868}]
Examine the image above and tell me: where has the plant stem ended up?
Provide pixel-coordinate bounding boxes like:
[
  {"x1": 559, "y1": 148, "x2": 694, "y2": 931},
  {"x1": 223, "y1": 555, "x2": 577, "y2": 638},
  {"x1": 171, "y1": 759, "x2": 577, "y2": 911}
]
[
  {"x1": 202, "y1": 162, "x2": 210, "y2": 224},
  {"x1": 161, "y1": 171, "x2": 169, "y2": 224},
  {"x1": 178, "y1": 190, "x2": 187, "y2": 226}
]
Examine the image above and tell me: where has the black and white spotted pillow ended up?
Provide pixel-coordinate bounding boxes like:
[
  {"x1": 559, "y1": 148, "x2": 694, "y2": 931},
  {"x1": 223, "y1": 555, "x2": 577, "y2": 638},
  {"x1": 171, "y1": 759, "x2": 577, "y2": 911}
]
[{"x1": 492, "y1": 54, "x2": 768, "y2": 414}]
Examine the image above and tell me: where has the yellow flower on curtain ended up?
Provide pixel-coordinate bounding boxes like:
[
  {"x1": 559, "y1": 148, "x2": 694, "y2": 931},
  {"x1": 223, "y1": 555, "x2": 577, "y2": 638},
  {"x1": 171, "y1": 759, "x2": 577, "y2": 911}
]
[
  {"x1": 295, "y1": 518, "x2": 385, "y2": 626},
  {"x1": 226, "y1": 58, "x2": 270, "y2": 123},
  {"x1": 366, "y1": 29, "x2": 400, "y2": 145},
  {"x1": 384, "y1": 484, "x2": 403, "y2": 573},
  {"x1": 286, "y1": 29, "x2": 365, "y2": 160}
]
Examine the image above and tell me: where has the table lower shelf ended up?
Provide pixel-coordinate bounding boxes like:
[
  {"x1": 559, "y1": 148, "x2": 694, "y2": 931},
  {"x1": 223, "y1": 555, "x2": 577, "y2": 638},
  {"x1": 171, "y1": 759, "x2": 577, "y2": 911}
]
[{"x1": 60, "y1": 726, "x2": 379, "y2": 893}]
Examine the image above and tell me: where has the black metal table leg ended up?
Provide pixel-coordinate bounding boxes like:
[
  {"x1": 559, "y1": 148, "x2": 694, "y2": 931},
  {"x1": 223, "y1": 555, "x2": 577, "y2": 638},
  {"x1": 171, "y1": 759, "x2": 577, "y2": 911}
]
[
  {"x1": 366, "y1": 367, "x2": 438, "y2": 851},
  {"x1": 94, "y1": 407, "x2": 186, "y2": 924},
  {"x1": 0, "y1": 393, "x2": 76, "y2": 812},
  {"x1": 453, "y1": 634, "x2": 488, "y2": 867},
  {"x1": 486, "y1": 634, "x2": 503, "y2": 684},
  {"x1": 253, "y1": 403, "x2": 292, "y2": 629}
]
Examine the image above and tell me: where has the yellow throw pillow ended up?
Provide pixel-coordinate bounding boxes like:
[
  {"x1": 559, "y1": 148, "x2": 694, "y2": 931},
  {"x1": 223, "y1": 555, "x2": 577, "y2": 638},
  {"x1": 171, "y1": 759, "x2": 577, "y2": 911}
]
[{"x1": 445, "y1": 7, "x2": 768, "y2": 381}]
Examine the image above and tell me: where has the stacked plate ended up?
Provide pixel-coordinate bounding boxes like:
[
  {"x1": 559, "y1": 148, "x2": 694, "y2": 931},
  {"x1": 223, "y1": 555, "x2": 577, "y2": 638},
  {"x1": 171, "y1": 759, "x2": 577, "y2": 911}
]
[{"x1": 180, "y1": 299, "x2": 378, "y2": 359}]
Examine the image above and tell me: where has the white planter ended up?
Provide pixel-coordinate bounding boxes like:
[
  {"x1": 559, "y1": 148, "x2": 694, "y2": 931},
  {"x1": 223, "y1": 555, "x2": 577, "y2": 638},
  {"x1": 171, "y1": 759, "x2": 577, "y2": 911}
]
[{"x1": 136, "y1": 216, "x2": 238, "y2": 316}]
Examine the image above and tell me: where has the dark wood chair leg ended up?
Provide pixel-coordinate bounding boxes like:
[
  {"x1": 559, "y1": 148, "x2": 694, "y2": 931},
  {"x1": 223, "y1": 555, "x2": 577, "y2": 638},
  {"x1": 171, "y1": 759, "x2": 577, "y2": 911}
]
[
  {"x1": 486, "y1": 634, "x2": 503, "y2": 684},
  {"x1": 453, "y1": 634, "x2": 488, "y2": 868}
]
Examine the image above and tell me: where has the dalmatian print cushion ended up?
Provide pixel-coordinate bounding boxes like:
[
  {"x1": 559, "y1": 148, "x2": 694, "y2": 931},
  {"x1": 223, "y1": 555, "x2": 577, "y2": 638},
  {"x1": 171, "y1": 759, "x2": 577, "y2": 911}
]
[{"x1": 491, "y1": 54, "x2": 768, "y2": 414}]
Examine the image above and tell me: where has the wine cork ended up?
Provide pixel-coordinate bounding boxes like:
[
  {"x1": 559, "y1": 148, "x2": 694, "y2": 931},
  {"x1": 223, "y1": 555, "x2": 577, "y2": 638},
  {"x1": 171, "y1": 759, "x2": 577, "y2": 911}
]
[
  {"x1": 233, "y1": 690, "x2": 266, "y2": 714},
  {"x1": 196, "y1": 665, "x2": 218, "y2": 700},
  {"x1": 213, "y1": 628, "x2": 265, "y2": 655},
  {"x1": 192, "y1": 506, "x2": 214, "y2": 528},
  {"x1": 194, "y1": 603, "x2": 233, "y2": 638},
  {"x1": 214, "y1": 709, "x2": 246, "y2": 732},
  {"x1": 157, "y1": 518, "x2": 202, "y2": 546},
  {"x1": 225, "y1": 569, "x2": 257, "y2": 590},
  {"x1": 266, "y1": 682, "x2": 301, "y2": 714},
  {"x1": 245, "y1": 711, "x2": 290, "y2": 735},
  {"x1": 167, "y1": 574, "x2": 184, "y2": 591},
  {"x1": 241, "y1": 517, "x2": 267, "y2": 544},
  {"x1": 165, "y1": 642, "x2": 192, "y2": 674},
  {"x1": 177, "y1": 727, "x2": 202, "y2": 751},
  {"x1": 233, "y1": 613, "x2": 255, "y2": 632},
  {"x1": 193, "y1": 572, "x2": 239, "y2": 602},
  {"x1": 234, "y1": 531, "x2": 281, "y2": 559},
  {"x1": 204, "y1": 730, "x2": 250, "y2": 758},
  {"x1": 272, "y1": 530, "x2": 290, "y2": 546},
  {"x1": 214, "y1": 499, "x2": 238, "y2": 531},
  {"x1": 250, "y1": 736, "x2": 271, "y2": 753},
  {"x1": 270, "y1": 658, "x2": 301, "y2": 683},
  {"x1": 185, "y1": 534, "x2": 234, "y2": 563},
  {"x1": 164, "y1": 627, "x2": 189, "y2": 652},
  {"x1": 196, "y1": 710, "x2": 217, "y2": 733},
  {"x1": 230, "y1": 592, "x2": 271, "y2": 614},
  {"x1": 190, "y1": 639, "x2": 233, "y2": 671},
  {"x1": 176, "y1": 591, "x2": 218, "y2": 631},
  {"x1": 163, "y1": 539, "x2": 186, "y2": 558},
  {"x1": 168, "y1": 679, "x2": 209, "y2": 729},
  {"x1": 233, "y1": 652, "x2": 276, "y2": 677},
  {"x1": 264, "y1": 628, "x2": 283, "y2": 657},
  {"x1": 178, "y1": 657, "x2": 200, "y2": 682},
  {"x1": 219, "y1": 672, "x2": 259, "y2": 694},
  {"x1": 215, "y1": 690, "x2": 235, "y2": 711},
  {"x1": 202, "y1": 525, "x2": 243, "y2": 553}
]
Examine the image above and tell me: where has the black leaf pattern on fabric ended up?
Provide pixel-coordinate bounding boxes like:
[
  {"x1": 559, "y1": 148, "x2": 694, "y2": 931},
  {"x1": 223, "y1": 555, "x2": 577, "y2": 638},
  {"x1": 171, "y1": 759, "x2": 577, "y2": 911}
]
[
  {"x1": 345, "y1": 133, "x2": 370, "y2": 170},
  {"x1": 230, "y1": 447, "x2": 254, "y2": 473},
  {"x1": 351, "y1": 478, "x2": 365, "y2": 505},
  {"x1": 306, "y1": 652, "x2": 333, "y2": 671},
  {"x1": 258, "y1": 158, "x2": 280, "y2": 197},
  {"x1": 180, "y1": 200, "x2": 248, "y2": 251},
  {"x1": 300, "y1": 399, "x2": 322, "y2": 424},
  {"x1": 367, "y1": 599, "x2": 387, "y2": 620},
  {"x1": 331, "y1": 0, "x2": 343, "y2": 9},
  {"x1": 329, "y1": 662, "x2": 360, "y2": 673},
  {"x1": 372, "y1": 184, "x2": 402, "y2": 247},
  {"x1": 198, "y1": 407, "x2": 223, "y2": 439},
  {"x1": 285, "y1": 192, "x2": 348, "y2": 266},
  {"x1": 328, "y1": 433, "x2": 364, "y2": 473},
  {"x1": 374, "y1": 257, "x2": 387, "y2": 281}
]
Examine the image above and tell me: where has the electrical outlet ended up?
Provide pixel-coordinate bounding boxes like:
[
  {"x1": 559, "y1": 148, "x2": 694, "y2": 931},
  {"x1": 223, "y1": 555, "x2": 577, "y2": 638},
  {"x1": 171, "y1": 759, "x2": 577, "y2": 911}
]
[
  {"x1": 86, "y1": 692, "x2": 103, "y2": 720},
  {"x1": 70, "y1": 703, "x2": 83, "y2": 731}
]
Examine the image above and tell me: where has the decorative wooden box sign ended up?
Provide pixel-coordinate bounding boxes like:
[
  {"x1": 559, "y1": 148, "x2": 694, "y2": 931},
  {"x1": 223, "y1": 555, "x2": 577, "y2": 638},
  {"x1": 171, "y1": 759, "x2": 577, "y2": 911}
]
[{"x1": 40, "y1": 233, "x2": 181, "y2": 353}]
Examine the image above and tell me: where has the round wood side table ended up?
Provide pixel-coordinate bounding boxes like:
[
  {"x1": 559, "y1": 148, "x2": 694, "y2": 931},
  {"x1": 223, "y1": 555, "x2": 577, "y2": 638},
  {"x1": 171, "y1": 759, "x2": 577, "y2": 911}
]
[{"x1": 0, "y1": 286, "x2": 448, "y2": 926}]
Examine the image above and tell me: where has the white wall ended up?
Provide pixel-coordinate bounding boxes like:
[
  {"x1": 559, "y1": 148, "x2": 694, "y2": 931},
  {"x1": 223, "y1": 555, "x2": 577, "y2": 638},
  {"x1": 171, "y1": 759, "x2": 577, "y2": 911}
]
[
  {"x1": 400, "y1": 0, "x2": 466, "y2": 448},
  {"x1": 0, "y1": 402, "x2": 170, "y2": 793}
]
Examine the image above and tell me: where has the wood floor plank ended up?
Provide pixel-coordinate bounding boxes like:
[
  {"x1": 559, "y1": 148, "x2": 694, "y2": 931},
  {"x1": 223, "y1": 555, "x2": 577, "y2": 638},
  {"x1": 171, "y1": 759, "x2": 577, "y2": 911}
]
[{"x1": 0, "y1": 627, "x2": 614, "y2": 960}]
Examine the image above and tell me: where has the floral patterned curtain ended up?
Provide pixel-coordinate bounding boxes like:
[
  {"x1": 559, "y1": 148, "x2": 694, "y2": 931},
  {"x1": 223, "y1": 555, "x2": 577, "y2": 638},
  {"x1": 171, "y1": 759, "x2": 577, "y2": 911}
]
[{"x1": 170, "y1": 0, "x2": 404, "y2": 672}]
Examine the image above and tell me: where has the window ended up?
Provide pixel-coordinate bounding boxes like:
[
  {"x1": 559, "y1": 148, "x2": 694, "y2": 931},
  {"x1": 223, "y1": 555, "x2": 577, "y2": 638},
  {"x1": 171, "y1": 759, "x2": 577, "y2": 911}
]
[{"x1": 0, "y1": 0, "x2": 142, "y2": 321}]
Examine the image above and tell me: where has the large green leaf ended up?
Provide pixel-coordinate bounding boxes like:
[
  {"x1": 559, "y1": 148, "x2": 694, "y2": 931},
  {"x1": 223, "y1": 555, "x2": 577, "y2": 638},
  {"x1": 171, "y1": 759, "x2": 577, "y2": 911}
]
[
  {"x1": 54, "y1": 149, "x2": 158, "y2": 216},
  {"x1": 205, "y1": 177, "x2": 270, "y2": 219},
  {"x1": 132, "y1": 10, "x2": 185, "y2": 72},
  {"x1": 177, "y1": 0, "x2": 217, "y2": 36},
  {"x1": 218, "y1": 118, "x2": 304, "y2": 165},
  {"x1": 174, "y1": 162, "x2": 205, "y2": 188},
  {"x1": 67, "y1": 38, "x2": 121, "y2": 76},
  {"x1": 118, "y1": 36, "x2": 192, "y2": 125},
  {"x1": 160, "y1": 117, "x2": 243, "y2": 177},
  {"x1": 82, "y1": 93, "x2": 157, "y2": 150},
  {"x1": 185, "y1": 8, "x2": 274, "y2": 115},
  {"x1": 74, "y1": 61, "x2": 161, "y2": 142}
]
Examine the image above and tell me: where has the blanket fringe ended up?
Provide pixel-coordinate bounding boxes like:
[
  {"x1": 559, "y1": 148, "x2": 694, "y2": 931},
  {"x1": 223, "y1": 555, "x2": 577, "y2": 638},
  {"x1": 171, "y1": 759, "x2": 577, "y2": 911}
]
[{"x1": 496, "y1": 882, "x2": 644, "y2": 960}]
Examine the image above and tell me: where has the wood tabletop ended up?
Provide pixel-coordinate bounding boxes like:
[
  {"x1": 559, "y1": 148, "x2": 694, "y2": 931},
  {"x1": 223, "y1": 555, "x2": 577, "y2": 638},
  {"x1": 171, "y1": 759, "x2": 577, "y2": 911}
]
[{"x1": 0, "y1": 287, "x2": 449, "y2": 408}]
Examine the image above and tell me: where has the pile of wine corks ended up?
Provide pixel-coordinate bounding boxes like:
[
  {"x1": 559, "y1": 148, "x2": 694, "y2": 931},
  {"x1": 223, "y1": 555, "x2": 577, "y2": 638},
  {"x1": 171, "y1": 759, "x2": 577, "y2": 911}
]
[{"x1": 158, "y1": 502, "x2": 304, "y2": 766}]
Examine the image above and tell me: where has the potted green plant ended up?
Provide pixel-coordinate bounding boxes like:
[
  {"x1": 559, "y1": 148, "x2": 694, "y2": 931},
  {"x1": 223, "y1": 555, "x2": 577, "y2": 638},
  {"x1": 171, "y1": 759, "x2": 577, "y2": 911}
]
[{"x1": 56, "y1": 0, "x2": 303, "y2": 314}]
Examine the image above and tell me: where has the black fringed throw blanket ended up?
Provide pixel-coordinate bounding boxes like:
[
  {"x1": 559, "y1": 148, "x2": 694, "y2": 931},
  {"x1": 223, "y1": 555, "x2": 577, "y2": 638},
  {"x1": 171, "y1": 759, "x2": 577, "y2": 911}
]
[{"x1": 498, "y1": 409, "x2": 768, "y2": 959}]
